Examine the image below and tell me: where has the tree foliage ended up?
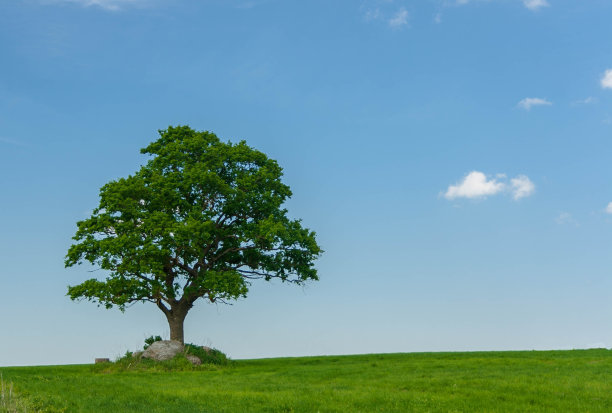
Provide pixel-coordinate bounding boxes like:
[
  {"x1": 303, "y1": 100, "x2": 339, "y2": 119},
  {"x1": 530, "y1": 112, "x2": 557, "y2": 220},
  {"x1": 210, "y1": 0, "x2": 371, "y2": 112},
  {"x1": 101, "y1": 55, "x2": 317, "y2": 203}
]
[{"x1": 65, "y1": 126, "x2": 322, "y2": 341}]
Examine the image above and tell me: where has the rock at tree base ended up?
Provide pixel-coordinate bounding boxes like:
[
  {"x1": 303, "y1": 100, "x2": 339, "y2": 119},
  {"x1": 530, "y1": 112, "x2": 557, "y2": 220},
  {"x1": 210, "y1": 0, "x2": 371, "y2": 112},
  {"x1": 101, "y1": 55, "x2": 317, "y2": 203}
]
[
  {"x1": 142, "y1": 340, "x2": 184, "y2": 361},
  {"x1": 186, "y1": 354, "x2": 202, "y2": 365}
]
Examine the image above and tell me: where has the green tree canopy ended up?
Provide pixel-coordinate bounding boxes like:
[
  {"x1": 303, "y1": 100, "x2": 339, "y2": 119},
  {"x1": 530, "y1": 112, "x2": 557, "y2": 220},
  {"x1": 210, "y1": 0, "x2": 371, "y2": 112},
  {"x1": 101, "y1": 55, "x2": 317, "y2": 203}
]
[{"x1": 65, "y1": 126, "x2": 322, "y2": 343}]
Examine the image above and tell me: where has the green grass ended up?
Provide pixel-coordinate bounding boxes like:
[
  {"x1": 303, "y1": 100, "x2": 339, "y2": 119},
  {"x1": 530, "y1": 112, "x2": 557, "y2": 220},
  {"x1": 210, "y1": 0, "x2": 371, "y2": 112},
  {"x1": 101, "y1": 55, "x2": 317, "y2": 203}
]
[{"x1": 2, "y1": 349, "x2": 612, "y2": 412}]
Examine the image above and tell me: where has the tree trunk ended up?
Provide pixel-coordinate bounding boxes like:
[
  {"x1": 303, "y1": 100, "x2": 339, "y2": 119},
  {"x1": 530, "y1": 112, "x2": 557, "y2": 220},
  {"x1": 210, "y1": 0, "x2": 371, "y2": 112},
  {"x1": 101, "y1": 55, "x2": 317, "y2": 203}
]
[{"x1": 165, "y1": 308, "x2": 188, "y2": 344}]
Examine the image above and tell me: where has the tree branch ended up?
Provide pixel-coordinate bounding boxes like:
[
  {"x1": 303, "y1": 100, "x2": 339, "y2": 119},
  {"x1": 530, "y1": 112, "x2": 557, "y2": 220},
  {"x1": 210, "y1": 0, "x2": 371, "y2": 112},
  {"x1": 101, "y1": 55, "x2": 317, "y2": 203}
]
[{"x1": 156, "y1": 299, "x2": 169, "y2": 315}]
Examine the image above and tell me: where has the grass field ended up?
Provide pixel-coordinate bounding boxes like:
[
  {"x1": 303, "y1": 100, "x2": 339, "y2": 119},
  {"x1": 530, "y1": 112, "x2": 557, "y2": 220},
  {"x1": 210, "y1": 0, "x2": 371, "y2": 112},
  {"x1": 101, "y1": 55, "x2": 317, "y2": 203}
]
[{"x1": 2, "y1": 349, "x2": 612, "y2": 412}]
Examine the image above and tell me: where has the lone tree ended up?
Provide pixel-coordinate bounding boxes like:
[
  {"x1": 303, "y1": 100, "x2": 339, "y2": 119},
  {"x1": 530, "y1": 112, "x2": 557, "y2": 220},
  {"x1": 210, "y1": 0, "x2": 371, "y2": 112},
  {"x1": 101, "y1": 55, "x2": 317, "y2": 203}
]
[{"x1": 65, "y1": 126, "x2": 322, "y2": 343}]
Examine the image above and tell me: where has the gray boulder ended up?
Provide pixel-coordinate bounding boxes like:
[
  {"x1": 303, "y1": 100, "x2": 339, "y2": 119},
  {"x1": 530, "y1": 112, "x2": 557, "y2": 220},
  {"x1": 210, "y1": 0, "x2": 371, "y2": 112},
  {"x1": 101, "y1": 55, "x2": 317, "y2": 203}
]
[
  {"x1": 186, "y1": 354, "x2": 202, "y2": 365},
  {"x1": 142, "y1": 340, "x2": 184, "y2": 361}
]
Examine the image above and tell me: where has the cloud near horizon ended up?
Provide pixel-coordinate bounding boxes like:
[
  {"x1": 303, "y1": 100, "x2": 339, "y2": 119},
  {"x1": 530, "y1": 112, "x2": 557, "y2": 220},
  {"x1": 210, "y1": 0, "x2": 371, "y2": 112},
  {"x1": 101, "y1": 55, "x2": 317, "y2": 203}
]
[
  {"x1": 444, "y1": 171, "x2": 535, "y2": 201},
  {"x1": 517, "y1": 97, "x2": 552, "y2": 110}
]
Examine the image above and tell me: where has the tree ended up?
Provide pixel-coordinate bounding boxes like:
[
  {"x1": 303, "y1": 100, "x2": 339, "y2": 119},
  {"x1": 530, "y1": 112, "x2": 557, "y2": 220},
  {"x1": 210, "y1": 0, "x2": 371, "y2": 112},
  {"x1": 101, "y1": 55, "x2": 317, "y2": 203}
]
[{"x1": 65, "y1": 126, "x2": 322, "y2": 343}]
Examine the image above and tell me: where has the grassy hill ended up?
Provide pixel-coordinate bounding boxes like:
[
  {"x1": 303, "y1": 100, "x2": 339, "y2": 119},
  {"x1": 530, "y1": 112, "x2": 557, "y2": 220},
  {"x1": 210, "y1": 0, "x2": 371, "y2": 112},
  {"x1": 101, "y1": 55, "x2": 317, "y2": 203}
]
[{"x1": 2, "y1": 349, "x2": 612, "y2": 412}]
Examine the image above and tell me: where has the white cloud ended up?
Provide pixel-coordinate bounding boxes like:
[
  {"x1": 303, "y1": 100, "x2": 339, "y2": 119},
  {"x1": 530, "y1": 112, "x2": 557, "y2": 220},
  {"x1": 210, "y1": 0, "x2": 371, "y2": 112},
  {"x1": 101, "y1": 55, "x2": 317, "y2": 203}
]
[
  {"x1": 444, "y1": 171, "x2": 505, "y2": 200},
  {"x1": 606, "y1": 202, "x2": 612, "y2": 214},
  {"x1": 523, "y1": 0, "x2": 549, "y2": 11},
  {"x1": 444, "y1": 171, "x2": 535, "y2": 201},
  {"x1": 510, "y1": 175, "x2": 535, "y2": 200},
  {"x1": 601, "y1": 69, "x2": 612, "y2": 89},
  {"x1": 517, "y1": 97, "x2": 552, "y2": 110},
  {"x1": 389, "y1": 8, "x2": 409, "y2": 28}
]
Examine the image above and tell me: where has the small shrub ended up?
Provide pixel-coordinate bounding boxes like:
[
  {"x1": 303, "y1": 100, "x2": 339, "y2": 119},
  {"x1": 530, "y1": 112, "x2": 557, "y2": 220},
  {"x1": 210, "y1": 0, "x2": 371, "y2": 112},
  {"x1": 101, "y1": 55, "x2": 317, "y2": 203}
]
[
  {"x1": 143, "y1": 335, "x2": 162, "y2": 350},
  {"x1": 90, "y1": 339, "x2": 230, "y2": 373},
  {"x1": 92, "y1": 350, "x2": 229, "y2": 373}
]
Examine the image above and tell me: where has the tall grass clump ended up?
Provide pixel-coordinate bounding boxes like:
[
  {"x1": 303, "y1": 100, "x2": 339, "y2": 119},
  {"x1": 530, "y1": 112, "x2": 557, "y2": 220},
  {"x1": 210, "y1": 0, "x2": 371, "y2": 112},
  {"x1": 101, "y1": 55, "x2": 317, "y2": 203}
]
[{"x1": 0, "y1": 373, "x2": 26, "y2": 413}]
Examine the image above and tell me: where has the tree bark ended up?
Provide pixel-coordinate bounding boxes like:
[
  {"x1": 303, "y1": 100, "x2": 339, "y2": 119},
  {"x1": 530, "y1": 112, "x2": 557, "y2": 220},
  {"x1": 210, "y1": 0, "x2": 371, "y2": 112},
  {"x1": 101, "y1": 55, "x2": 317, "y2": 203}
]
[{"x1": 165, "y1": 308, "x2": 188, "y2": 344}]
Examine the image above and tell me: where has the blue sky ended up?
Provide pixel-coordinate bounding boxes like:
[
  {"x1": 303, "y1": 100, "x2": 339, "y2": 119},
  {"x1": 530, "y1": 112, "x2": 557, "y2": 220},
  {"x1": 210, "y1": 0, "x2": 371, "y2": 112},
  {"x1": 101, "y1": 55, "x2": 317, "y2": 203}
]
[{"x1": 1, "y1": 0, "x2": 612, "y2": 366}]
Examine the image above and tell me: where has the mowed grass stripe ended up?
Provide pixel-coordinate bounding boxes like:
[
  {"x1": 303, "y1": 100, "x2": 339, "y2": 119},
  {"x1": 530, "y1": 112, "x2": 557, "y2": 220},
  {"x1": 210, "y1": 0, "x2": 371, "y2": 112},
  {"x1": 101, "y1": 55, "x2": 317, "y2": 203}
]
[{"x1": 2, "y1": 349, "x2": 612, "y2": 412}]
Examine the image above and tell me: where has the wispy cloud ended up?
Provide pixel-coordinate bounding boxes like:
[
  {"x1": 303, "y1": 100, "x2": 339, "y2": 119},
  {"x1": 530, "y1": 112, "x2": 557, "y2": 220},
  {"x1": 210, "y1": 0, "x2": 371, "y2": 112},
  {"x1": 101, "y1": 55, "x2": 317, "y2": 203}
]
[
  {"x1": 0, "y1": 137, "x2": 32, "y2": 148},
  {"x1": 454, "y1": 0, "x2": 549, "y2": 11},
  {"x1": 42, "y1": 0, "x2": 149, "y2": 11},
  {"x1": 601, "y1": 69, "x2": 612, "y2": 89},
  {"x1": 556, "y1": 212, "x2": 579, "y2": 226},
  {"x1": 389, "y1": 7, "x2": 409, "y2": 28},
  {"x1": 523, "y1": 0, "x2": 549, "y2": 11},
  {"x1": 606, "y1": 202, "x2": 612, "y2": 214},
  {"x1": 443, "y1": 171, "x2": 535, "y2": 201},
  {"x1": 364, "y1": 8, "x2": 381, "y2": 21},
  {"x1": 517, "y1": 97, "x2": 552, "y2": 110},
  {"x1": 234, "y1": 0, "x2": 274, "y2": 9},
  {"x1": 573, "y1": 96, "x2": 597, "y2": 105},
  {"x1": 361, "y1": 1, "x2": 410, "y2": 29}
]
